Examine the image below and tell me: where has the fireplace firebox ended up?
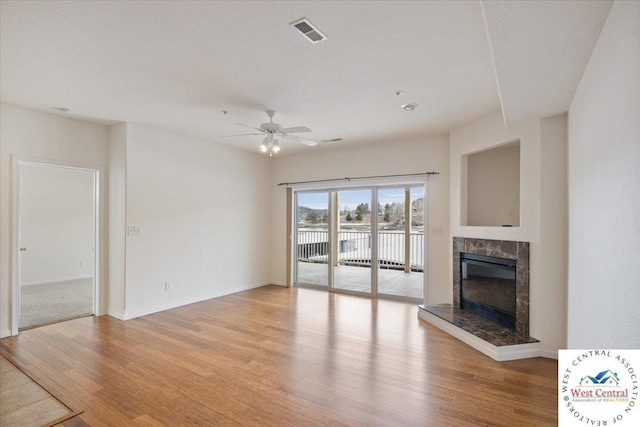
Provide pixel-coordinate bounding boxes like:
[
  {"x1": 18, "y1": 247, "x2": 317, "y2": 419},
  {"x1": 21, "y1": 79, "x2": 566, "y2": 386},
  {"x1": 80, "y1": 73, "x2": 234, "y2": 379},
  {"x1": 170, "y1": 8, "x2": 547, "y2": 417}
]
[
  {"x1": 460, "y1": 253, "x2": 516, "y2": 330},
  {"x1": 453, "y1": 237, "x2": 529, "y2": 336}
]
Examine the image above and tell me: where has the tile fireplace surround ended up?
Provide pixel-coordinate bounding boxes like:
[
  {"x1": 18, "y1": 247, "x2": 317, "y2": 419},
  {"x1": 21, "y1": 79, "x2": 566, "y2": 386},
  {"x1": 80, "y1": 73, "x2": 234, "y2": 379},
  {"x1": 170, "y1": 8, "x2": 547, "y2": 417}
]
[
  {"x1": 418, "y1": 237, "x2": 536, "y2": 361},
  {"x1": 453, "y1": 237, "x2": 530, "y2": 336}
]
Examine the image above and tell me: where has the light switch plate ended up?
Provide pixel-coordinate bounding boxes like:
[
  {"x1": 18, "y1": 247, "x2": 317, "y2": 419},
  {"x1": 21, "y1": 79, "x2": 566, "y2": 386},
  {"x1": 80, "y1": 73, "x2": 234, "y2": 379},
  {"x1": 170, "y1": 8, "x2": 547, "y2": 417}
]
[{"x1": 127, "y1": 226, "x2": 141, "y2": 236}]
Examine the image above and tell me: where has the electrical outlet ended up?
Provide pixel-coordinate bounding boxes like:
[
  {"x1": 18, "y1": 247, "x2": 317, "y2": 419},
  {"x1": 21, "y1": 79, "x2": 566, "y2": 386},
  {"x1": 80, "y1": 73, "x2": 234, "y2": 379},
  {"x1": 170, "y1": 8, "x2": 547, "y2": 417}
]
[
  {"x1": 79, "y1": 260, "x2": 84, "y2": 267},
  {"x1": 507, "y1": 209, "x2": 515, "y2": 219},
  {"x1": 164, "y1": 282, "x2": 170, "y2": 291},
  {"x1": 128, "y1": 226, "x2": 141, "y2": 236}
]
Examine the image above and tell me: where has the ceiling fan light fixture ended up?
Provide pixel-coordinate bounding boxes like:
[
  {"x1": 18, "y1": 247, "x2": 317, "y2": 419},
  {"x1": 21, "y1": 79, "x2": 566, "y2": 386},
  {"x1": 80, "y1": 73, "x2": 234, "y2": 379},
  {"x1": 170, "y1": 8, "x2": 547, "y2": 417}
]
[
  {"x1": 260, "y1": 134, "x2": 281, "y2": 155},
  {"x1": 230, "y1": 110, "x2": 317, "y2": 155}
]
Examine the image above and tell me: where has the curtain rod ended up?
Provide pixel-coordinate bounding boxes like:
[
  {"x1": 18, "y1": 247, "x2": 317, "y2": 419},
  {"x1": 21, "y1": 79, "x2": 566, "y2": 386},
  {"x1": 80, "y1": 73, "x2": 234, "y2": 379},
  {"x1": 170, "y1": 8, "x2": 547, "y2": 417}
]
[{"x1": 277, "y1": 171, "x2": 439, "y2": 187}]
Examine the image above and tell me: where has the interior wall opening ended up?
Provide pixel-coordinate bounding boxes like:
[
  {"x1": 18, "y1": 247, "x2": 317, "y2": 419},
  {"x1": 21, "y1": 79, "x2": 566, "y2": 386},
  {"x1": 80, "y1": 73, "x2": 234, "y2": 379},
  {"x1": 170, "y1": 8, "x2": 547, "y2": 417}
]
[{"x1": 15, "y1": 161, "x2": 98, "y2": 332}]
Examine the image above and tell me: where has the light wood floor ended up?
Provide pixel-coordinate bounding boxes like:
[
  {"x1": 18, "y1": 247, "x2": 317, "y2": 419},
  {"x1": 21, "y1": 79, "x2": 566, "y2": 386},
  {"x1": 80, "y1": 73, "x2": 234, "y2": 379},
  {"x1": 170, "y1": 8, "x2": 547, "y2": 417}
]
[{"x1": 0, "y1": 285, "x2": 558, "y2": 426}]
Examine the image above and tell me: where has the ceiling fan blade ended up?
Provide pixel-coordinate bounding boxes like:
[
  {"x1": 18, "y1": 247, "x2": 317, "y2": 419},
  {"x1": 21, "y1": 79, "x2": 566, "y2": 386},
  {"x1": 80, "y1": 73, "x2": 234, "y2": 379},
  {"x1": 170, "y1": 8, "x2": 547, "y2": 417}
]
[
  {"x1": 236, "y1": 123, "x2": 266, "y2": 133},
  {"x1": 280, "y1": 126, "x2": 311, "y2": 134},
  {"x1": 283, "y1": 133, "x2": 318, "y2": 147},
  {"x1": 221, "y1": 133, "x2": 263, "y2": 138}
]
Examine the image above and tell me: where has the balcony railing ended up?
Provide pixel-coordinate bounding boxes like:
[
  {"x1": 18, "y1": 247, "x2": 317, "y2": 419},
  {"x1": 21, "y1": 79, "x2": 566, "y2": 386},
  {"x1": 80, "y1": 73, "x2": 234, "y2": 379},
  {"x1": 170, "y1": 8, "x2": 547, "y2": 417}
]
[{"x1": 297, "y1": 230, "x2": 424, "y2": 272}]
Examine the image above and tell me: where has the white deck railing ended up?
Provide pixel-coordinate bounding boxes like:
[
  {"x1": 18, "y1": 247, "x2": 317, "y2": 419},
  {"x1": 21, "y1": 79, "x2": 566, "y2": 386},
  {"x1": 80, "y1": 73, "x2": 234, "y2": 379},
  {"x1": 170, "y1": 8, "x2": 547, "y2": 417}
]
[{"x1": 297, "y1": 230, "x2": 424, "y2": 271}]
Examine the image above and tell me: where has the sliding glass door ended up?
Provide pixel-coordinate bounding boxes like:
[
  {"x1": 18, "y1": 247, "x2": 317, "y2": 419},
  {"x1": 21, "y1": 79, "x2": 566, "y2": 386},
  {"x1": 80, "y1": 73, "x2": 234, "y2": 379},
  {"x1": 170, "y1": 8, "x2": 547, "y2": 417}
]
[
  {"x1": 294, "y1": 185, "x2": 424, "y2": 300},
  {"x1": 295, "y1": 191, "x2": 329, "y2": 286},
  {"x1": 333, "y1": 189, "x2": 372, "y2": 294},
  {"x1": 377, "y1": 186, "x2": 424, "y2": 299}
]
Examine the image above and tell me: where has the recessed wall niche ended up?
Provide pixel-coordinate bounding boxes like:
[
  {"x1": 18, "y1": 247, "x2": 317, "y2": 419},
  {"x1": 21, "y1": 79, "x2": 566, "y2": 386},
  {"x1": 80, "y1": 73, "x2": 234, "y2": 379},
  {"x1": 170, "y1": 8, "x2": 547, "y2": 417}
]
[{"x1": 461, "y1": 140, "x2": 520, "y2": 227}]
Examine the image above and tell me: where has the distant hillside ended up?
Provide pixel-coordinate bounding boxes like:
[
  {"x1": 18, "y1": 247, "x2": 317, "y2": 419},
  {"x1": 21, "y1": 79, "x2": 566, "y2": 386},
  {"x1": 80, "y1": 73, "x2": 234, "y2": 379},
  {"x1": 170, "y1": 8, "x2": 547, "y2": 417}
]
[{"x1": 298, "y1": 206, "x2": 328, "y2": 216}]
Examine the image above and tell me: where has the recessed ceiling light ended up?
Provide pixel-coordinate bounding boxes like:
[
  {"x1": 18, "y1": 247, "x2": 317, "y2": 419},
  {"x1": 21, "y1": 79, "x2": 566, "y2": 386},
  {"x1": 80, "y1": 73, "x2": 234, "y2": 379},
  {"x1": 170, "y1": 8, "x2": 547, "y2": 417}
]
[{"x1": 401, "y1": 103, "x2": 417, "y2": 112}]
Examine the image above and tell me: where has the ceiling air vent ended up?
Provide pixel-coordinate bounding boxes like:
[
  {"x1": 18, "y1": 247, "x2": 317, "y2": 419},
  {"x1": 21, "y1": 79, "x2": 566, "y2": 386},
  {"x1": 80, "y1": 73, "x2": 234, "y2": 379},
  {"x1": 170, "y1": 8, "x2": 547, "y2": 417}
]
[{"x1": 290, "y1": 18, "x2": 327, "y2": 44}]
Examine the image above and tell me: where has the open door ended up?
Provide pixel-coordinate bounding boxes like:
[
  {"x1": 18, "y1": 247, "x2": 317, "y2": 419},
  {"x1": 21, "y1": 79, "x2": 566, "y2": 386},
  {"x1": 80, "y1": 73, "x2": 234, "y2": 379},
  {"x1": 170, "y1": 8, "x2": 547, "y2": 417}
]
[{"x1": 17, "y1": 163, "x2": 96, "y2": 330}]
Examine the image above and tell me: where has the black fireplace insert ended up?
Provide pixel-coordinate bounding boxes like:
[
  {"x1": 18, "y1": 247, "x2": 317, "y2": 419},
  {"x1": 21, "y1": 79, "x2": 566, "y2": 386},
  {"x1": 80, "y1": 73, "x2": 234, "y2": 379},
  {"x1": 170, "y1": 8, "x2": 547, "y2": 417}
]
[{"x1": 460, "y1": 253, "x2": 516, "y2": 330}]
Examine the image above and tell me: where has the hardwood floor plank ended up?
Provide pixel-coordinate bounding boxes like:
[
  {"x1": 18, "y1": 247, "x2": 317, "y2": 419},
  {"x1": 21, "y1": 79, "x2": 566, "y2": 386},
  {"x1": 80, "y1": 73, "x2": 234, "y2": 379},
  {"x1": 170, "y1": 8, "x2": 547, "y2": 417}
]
[
  {"x1": 0, "y1": 285, "x2": 557, "y2": 426},
  {"x1": 132, "y1": 414, "x2": 168, "y2": 426}
]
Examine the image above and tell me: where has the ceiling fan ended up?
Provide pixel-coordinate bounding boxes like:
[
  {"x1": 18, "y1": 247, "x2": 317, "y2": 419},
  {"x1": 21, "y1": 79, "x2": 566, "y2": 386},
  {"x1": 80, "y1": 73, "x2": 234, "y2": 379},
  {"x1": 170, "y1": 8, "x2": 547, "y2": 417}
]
[{"x1": 225, "y1": 110, "x2": 319, "y2": 156}]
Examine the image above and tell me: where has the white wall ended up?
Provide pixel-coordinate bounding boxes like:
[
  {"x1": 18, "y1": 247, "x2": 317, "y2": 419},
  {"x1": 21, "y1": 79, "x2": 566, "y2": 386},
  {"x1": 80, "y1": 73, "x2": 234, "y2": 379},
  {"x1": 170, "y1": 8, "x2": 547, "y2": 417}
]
[
  {"x1": 19, "y1": 164, "x2": 94, "y2": 285},
  {"x1": 450, "y1": 111, "x2": 540, "y2": 245},
  {"x1": 450, "y1": 110, "x2": 568, "y2": 357},
  {"x1": 270, "y1": 136, "x2": 450, "y2": 304},
  {"x1": 0, "y1": 104, "x2": 109, "y2": 337},
  {"x1": 121, "y1": 123, "x2": 272, "y2": 319},
  {"x1": 108, "y1": 123, "x2": 127, "y2": 318},
  {"x1": 539, "y1": 114, "x2": 568, "y2": 356},
  {"x1": 567, "y1": 0, "x2": 640, "y2": 348},
  {"x1": 466, "y1": 143, "x2": 520, "y2": 226}
]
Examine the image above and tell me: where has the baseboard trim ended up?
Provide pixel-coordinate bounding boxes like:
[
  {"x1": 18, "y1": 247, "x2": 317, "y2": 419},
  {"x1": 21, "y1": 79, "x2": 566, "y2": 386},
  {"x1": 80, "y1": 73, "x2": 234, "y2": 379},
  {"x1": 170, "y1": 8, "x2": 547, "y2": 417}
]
[
  {"x1": 417, "y1": 309, "x2": 541, "y2": 362},
  {"x1": 0, "y1": 329, "x2": 11, "y2": 339},
  {"x1": 540, "y1": 349, "x2": 559, "y2": 359},
  {"x1": 21, "y1": 276, "x2": 92, "y2": 287},
  {"x1": 107, "y1": 311, "x2": 125, "y2": 320},
  {"x1": 122, "y1": 283, "x2": 269, "y2": 321},
  {"x1": 269, "y1": 281, "x2": 287, "y2": 287}
]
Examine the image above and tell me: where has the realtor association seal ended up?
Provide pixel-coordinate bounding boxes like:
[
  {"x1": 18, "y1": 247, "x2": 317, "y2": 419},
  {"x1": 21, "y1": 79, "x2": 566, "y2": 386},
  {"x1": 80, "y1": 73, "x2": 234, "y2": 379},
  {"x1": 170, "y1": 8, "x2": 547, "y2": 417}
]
[{"x1": 559, "y1": 350, "x2": 639, "y2": 426}]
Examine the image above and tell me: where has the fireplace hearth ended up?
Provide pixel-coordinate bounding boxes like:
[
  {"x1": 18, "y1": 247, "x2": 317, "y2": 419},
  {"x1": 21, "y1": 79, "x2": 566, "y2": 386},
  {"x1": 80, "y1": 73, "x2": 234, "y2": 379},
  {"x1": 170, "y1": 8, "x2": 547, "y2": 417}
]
[{"x1": 416, "y1": 237, "x2": 534, "y2": 360}]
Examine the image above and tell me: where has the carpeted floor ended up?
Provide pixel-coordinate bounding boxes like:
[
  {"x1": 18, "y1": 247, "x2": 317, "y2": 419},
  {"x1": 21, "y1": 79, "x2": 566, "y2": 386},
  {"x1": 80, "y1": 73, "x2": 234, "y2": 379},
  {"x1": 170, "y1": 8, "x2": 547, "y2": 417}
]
[{"x1": 20, "y1": 278, "x2": 93, "y2": 330}]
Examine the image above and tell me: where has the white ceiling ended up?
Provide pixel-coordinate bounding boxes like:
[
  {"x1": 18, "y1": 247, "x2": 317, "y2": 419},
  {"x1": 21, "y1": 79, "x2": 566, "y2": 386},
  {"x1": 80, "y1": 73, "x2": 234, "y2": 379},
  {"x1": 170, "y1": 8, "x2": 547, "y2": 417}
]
[
  {"x1": 0, "y1": 1, "x2": 611, "y2": 155},
  {"x1": 482, "y1": 0, "x2": 612, "y2": 126}
]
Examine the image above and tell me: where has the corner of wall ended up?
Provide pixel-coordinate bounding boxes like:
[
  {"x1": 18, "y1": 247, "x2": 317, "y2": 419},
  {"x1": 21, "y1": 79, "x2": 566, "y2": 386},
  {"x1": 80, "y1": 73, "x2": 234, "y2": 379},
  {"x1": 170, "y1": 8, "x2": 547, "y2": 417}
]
[
  {"x1": 566, "y1": 0, "x2": 640, "y2": 349},
  {"x1": 107, "y1": 122, "x2": 127, "y2": 316},
  {"x1": 539, "y1": 113, "x2": 568, "y2": 354}
]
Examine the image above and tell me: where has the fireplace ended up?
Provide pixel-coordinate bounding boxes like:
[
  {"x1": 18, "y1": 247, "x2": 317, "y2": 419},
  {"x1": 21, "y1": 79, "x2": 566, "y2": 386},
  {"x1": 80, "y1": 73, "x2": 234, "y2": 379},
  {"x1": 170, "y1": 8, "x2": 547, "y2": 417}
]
[
  {"x1": 460, "y1": 253, "x2": 516, "y2": 330},
  {"x1": 453, "y1": 237, "x2": 529, "y2": 336}
]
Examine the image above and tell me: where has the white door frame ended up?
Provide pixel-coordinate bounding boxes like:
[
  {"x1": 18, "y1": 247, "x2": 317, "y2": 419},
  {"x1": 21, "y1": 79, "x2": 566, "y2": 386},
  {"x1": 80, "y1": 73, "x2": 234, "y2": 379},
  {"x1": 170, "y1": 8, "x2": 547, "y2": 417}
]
[{"x1": 11, "y1": 156, "x2": 103, "y2": 335}]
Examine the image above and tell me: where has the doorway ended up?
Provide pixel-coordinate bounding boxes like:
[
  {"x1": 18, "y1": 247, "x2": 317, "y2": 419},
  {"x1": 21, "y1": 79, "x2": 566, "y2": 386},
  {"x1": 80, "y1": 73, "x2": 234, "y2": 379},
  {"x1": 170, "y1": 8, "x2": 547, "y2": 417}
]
[
  {"x1": 376, "y1": 186, "x2": 424, "y2": 298},
  {"x1": 295, "y1": 191, "x2": 329, "y2": 287},
  {"x1": 294, "y1": 184, "x2": 425, "y2": 301},
  {"x1": 333, "y1": 188, "x2": 373, "y2": 293},
  {"x1": 15, "y1": 161, "x2": 98, "y2": 331}
]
